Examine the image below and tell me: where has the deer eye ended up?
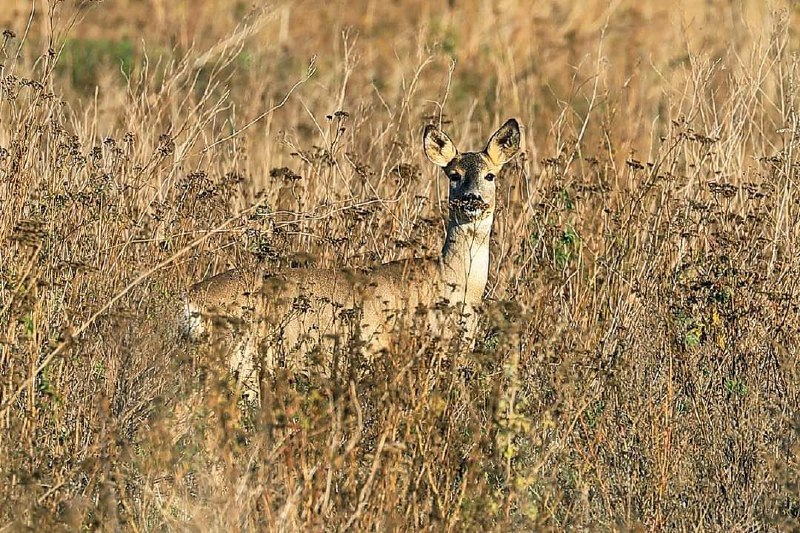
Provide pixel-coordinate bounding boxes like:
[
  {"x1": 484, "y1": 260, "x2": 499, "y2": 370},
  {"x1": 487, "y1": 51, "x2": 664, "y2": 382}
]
[
  {"x1": 485, "y1": 173, "x2": 496, "y2": 182},
  {"x1": 448, "y1": 172, "x2": 461, "y2": 182}
]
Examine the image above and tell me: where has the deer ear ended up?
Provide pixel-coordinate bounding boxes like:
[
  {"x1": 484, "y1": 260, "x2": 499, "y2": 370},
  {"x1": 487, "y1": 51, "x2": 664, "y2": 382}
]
[
  {"x1": 423, "y1": 125, "x2": 458, "y2": 167},
  {"x1": 485, "y1": 119, "x2": 521, "y2": 165}
]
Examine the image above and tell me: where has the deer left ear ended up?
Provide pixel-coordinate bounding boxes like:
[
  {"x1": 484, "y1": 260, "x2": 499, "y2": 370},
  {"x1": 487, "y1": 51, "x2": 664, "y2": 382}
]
[
  {"x1": 485, "y1": 119, "x2": 521, "y2": 166},
  {"x1": 423, "y1": 125, "x2": 458, "y2": 167}
]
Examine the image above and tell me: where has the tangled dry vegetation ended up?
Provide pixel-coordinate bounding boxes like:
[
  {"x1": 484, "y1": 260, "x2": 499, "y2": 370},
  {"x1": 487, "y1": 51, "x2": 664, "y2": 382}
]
[{"x1": 1, "y1": 0, "x2": 799, "y2": 530}]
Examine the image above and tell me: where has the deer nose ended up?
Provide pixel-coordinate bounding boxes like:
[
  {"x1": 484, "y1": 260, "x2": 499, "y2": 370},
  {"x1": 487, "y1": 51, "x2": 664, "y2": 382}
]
[{"x1": 463, "y1": 192, "x2": 483, "y2": 203}]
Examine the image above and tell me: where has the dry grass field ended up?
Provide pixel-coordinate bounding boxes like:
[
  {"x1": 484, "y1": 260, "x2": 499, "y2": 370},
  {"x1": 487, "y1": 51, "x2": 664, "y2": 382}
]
[{"x1": 1, "y1": 0, "x2": 799, "y2": 530}]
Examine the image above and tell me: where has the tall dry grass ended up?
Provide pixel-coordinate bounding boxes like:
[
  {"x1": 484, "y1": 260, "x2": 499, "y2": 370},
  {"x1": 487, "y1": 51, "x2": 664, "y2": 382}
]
[{"x1": 0, "y1": 0, "x2": 799, "y2": 530}]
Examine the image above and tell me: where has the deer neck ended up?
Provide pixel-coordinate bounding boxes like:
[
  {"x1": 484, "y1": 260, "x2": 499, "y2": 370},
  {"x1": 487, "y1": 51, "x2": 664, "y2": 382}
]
[{"x1": 440, "y1": 213, "x2": 493, "y2": 306}]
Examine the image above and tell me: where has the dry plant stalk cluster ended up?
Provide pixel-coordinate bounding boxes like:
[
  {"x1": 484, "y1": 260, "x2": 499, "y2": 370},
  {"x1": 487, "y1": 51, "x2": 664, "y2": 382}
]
[{"x1": 0, "y1": 0, "x2": 798, "y2": 530}]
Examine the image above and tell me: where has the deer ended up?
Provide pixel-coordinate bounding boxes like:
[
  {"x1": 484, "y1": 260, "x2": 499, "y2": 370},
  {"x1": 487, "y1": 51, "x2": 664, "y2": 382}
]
[{"x1": 179, "y1": 118, "x2": 521, "y2": 400}]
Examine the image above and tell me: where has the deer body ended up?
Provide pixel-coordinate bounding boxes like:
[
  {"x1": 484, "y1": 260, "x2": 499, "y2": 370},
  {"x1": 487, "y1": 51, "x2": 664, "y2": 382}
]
[{"x1": 180, "y1": 119, "x2": 521, "y2": 398}]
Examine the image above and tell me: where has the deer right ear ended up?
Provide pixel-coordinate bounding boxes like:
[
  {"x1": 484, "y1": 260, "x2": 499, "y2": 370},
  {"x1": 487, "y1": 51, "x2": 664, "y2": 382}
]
[
  {"x1": 485, "y1": 118, "x2": 521, "y2": 165},
  {"x1": 423, "y1": 125, "x2": 458, "y2": 167}
]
